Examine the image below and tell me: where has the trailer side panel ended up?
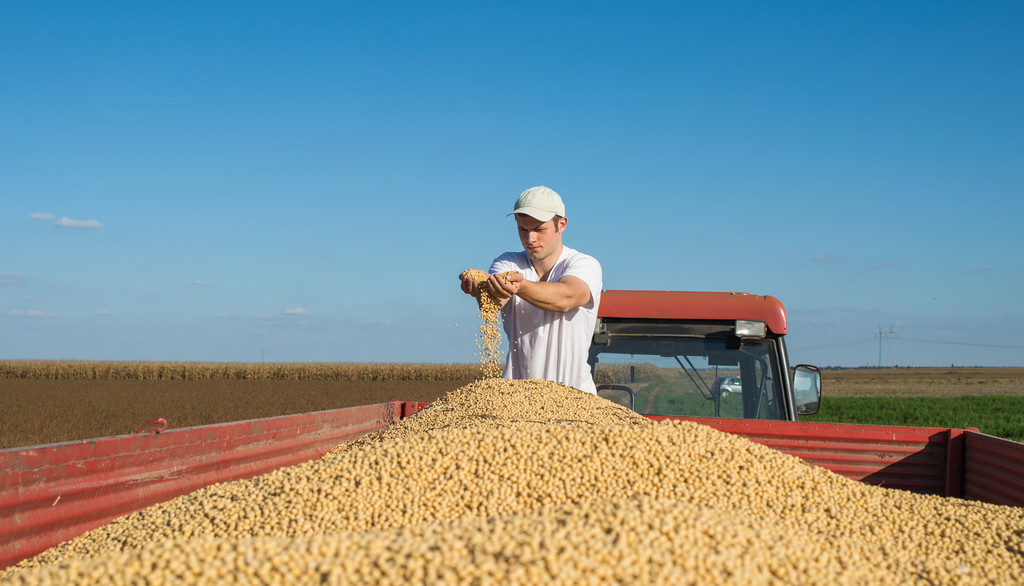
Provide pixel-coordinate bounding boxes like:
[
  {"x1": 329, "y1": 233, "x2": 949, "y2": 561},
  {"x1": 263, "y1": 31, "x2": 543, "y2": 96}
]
[
  {"x1": 963, "y1": 430, "x2": 1024, "y2": 507},
  {"x1": 648, "y1": 417, "x2": 954, "y2": 496},
  {"x1": 0, "y1": 402, "x2": 400, "y2": 571}
]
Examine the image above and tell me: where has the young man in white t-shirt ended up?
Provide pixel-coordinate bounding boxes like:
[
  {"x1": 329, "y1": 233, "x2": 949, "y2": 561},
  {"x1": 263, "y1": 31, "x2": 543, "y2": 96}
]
[{"x1": 459, "y1": 186, "x2": 603, "y2": 393}]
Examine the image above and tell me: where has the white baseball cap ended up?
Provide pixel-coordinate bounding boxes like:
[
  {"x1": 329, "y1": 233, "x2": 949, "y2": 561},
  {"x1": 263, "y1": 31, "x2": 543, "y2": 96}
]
[{"x1": 507, "y1": 186, "x2": 565, "y2": 222}]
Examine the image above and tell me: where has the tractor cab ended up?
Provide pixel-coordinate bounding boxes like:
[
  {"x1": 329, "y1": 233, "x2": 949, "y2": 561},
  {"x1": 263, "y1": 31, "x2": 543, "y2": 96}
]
[{"x1": 589, "y1": 290, "x2": 821, "y2": 421}]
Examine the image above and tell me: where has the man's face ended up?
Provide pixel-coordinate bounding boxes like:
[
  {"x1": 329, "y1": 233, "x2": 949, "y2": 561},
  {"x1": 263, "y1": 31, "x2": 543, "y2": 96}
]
[{"x1": 515, "y1": 214, "x2": 565, "y2": 264}]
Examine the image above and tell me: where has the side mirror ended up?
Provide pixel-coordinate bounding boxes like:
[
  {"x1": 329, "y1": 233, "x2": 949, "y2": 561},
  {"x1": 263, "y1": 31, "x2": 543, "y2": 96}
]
[{"x1": 792, "y1": 364, "x2": 821, "y2": 415}]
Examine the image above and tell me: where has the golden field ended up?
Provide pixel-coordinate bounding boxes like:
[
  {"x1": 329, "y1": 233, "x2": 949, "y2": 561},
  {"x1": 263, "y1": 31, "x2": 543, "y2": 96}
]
[
  {"x1": 822, "y1": 367, "x2": 1024, "y2": 398},
  {"x1": 1, "y1": 361, "x2": 1023, "y2": 450}
]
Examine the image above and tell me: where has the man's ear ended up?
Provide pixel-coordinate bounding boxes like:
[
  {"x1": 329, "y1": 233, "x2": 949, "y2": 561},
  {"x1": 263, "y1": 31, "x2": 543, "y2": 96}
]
[{"x1": 556, "y1": 217, "x2": 567, "y2": 233}]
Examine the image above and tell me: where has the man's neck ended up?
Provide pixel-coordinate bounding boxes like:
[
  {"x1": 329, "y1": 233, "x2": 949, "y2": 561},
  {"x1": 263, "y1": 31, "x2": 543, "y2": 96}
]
[{"x1": 532, "y1": 244, "x2": 564, "y2": 282}]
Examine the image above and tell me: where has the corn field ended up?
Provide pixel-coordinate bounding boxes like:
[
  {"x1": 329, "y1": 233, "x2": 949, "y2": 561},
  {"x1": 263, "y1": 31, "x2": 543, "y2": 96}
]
[
  {"x1": 0, "y1": 360, "x2": 486, "y2": 381},
  {"x1": 1, "y1": 360, "x2": 668, "y2": 384}
]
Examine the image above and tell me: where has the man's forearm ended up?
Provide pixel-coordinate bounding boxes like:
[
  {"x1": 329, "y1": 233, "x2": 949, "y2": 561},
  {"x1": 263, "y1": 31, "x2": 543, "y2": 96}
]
[{"x1": 516, "y1": 278, "x2": 590, "y2": 313}]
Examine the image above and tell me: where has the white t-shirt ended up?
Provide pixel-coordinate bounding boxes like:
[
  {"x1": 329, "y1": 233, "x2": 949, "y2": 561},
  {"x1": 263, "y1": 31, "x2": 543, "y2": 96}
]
[{"x1": 489, "y1": 246, "x2": 603, "y2": 393}]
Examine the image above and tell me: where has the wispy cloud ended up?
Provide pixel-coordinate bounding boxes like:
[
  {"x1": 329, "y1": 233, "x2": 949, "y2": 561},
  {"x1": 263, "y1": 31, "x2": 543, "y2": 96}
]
[
  {"x1": 10, "y1": 309, "x2": 55, "y2": 318},
  {"x1": 356, "y1": 318, "x2": 392, "y2": 326},
  {"x1": 55, "y1": 217, "x2": 103, "y2": 229},
  {"x1": 93, "y1": 309, "x2": 112, "y2": 316},
  {"x1": 812, "y1": 254, "x2": 839, "y2": 262},
  {"x1": 0, "y1": 273, "x2": 25, "y2": 286},
  {"x1": 284, "y1": 307, "x2": 311, "y2": 315},
  {"x1": 962, "y1": 267, "x2": 994, "y2": 275},
  {"x1": 791, "y1": 305, "x2": 856, "y2": 324},
  {"x1": 189, "y1": 280, "x2": 211, "y2": 286},
  {"x1": 29, "y1": 212, "x2": 104, "y2": 229},
  {"x1": 869, "y1": 262, "x2": 899, "y2": 269}
]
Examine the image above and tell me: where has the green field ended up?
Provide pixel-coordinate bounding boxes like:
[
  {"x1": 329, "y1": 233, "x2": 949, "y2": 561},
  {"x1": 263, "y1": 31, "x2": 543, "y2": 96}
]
[
  {"x1": 803, "y1": 396, "x2": 1024, "y2": 442},
  {"x1": 634, "y1": 383, "x2": 1024, "y2": 442},
  {"x1": 623, "y1": 368, "x2": 1024, "y2": 442}
]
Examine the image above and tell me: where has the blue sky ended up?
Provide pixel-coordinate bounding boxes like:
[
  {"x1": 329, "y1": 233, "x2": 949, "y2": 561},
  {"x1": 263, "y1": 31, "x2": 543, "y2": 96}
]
[{"x1": 2, "y1": 1, "x2": 1022, "y2": 367}]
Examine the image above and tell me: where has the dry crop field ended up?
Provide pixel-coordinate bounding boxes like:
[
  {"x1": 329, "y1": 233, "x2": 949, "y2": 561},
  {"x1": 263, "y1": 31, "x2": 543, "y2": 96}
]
[
  {"x1": 822, "y1": 367, "x2": 1024, "y2": 398},
  {"x1": 0, "y1": 361, "x2": 481, "y2": 450},
  {"x1": 2, "y1": 361, "x2": 1023, "y2": 450}
]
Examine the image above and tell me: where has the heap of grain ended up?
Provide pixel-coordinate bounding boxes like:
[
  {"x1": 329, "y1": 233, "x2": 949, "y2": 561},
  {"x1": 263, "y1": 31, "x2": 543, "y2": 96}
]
[{"x1": 5, "y1": 375, "x2": 1024, "y2": 585}]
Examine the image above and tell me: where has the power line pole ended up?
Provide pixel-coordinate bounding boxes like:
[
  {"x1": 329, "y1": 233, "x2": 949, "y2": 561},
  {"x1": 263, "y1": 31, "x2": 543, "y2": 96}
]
[{"x1": 877, "y1": 326, "x2": 896, "y2": 368}]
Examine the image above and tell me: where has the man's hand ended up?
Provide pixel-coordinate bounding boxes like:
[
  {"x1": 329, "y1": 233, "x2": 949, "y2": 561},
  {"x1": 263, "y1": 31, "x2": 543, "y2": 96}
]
[
  {"x1": 459, "y1": 269, "x2": 490, "y2": 298},
  {"x1": 459, "y1": 269, "x2": 522, "y2": 309},
  {"x1": 487, "y1": 271, "x2": 522, "y2": 301}
]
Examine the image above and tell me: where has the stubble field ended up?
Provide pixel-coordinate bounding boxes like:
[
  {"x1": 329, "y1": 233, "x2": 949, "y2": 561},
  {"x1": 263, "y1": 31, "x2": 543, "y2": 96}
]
[
  {"x1": 1, "y1": 362, "x2": 1023, "y2": 449},
  {"x1": 819, "y1": 367, "x2": 1024, "y2": 397}
]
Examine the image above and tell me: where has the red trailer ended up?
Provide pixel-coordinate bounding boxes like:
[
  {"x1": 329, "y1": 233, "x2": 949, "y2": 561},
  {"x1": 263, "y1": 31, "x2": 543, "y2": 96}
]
[
  {"x1": 2, "y1": 403, "x2": 1023, "y2": 571},
  {"x1": 4, "y1": 290, "x2": 1021, "y2": 570}
]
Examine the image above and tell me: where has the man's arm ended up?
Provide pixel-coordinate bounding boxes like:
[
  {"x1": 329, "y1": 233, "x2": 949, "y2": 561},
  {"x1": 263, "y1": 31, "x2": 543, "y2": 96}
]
[{"x1": 490, "y1": 273, "x2": 592, "y2": 313}]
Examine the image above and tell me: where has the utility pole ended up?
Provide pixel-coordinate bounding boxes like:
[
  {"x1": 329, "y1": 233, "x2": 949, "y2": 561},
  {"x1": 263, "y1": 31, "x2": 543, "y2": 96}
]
[{"x1": 877, "y1": 326, "x2": 896, "y2": 368}]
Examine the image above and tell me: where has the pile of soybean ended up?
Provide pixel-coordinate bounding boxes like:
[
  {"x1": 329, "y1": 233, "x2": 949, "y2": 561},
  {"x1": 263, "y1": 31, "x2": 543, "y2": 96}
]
[{"x1": 4, "y1": 378, "x2": 1024, "y2": 585}]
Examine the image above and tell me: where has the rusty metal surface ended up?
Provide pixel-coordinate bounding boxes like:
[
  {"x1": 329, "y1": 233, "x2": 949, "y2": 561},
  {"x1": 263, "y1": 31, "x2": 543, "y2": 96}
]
[
  {"x1": 962, "y1": 430, "x2": 1024, "y2": 507},
  {"x1": 0, "y1": 402, "x2": 401, "y2": 571},
  {"x1": 403, "y1": 401, "x2": 430, "y2": 417}
]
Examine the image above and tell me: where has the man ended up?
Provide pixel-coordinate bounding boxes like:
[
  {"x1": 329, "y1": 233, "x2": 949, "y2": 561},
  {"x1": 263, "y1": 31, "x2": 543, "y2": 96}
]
[{"x1": 459, "y1": 186, "x2": 603, "y2": 393}]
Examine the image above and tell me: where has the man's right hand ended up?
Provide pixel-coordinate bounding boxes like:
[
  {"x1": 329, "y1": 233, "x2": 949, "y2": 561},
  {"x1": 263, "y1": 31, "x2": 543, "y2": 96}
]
[{"x1": 459, "y1": 269, "x2": 490, "y2": 297}]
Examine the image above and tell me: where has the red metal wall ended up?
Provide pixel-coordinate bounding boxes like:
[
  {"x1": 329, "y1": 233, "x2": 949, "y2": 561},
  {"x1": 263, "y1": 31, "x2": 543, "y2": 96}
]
[
  {"x1": 0, "y1": 402, "x2": 400, "y2": 571},
  {"x1": 646, "y1": 417, "x2": 960, "y2": 496},
  {"x1": 962, "y1": 430, "x2": 1024, "y2": 506},
  {"x1": 3, "y1": 404, "x2": 1022, "y2": 572}
]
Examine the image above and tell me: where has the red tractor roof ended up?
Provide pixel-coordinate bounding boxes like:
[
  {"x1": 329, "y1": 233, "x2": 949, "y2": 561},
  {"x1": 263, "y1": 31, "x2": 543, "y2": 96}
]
[{"x1": 597, "y1": 290, "x2": 788, "y2": 335}]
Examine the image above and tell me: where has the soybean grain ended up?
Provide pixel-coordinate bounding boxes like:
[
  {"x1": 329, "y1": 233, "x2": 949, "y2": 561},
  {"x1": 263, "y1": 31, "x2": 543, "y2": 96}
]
[{"x1": 4, "y1": 379, "x2": 1023, "y2": 585}]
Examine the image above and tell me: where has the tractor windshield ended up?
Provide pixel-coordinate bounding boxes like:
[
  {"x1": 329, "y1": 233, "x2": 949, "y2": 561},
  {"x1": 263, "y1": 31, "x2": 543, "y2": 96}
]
[{"x1": 588, "y1": 336, "x2": 786, "y2": 420}]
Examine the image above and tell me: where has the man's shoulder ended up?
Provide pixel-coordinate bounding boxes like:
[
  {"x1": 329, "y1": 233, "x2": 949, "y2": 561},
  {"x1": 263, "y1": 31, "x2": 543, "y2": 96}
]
[
  {"x1": 560, "y1": 246, "x2": 601, "y2": 267},
  {"x1": 556, "y1": 246, "x2": 602, "y2": 292}
]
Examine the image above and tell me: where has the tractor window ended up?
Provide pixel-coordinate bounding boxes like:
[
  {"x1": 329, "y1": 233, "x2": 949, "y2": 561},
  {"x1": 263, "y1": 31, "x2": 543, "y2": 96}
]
[{"x1": 588, "y1": 337, "x2": 785, "y2": 420}]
